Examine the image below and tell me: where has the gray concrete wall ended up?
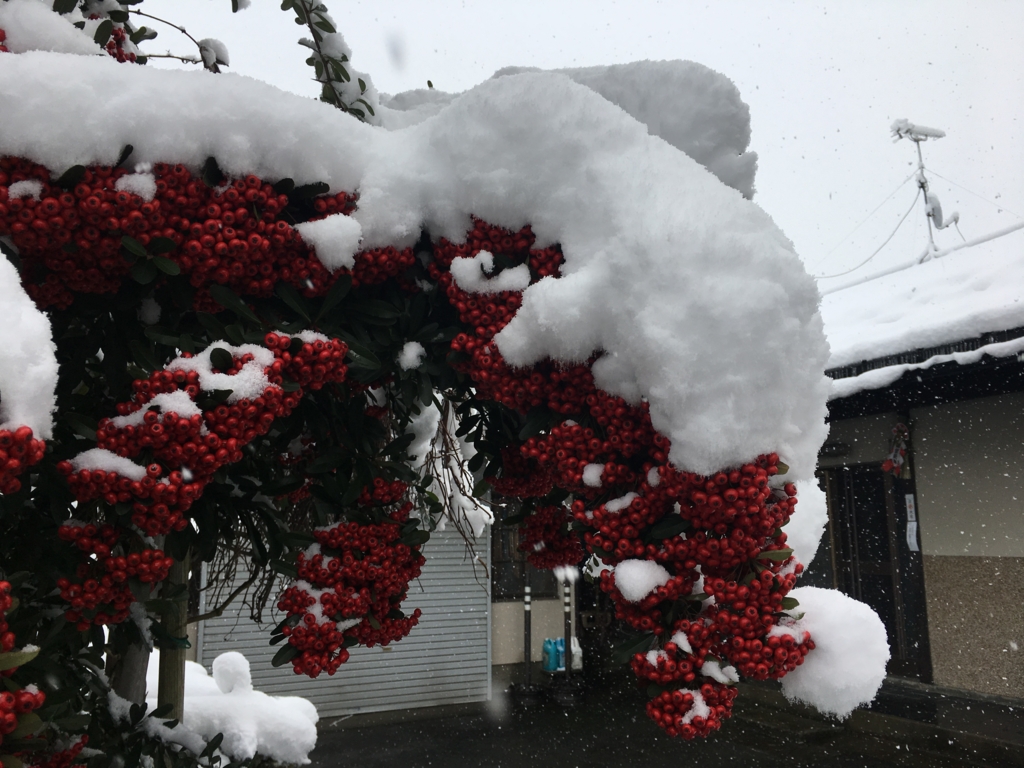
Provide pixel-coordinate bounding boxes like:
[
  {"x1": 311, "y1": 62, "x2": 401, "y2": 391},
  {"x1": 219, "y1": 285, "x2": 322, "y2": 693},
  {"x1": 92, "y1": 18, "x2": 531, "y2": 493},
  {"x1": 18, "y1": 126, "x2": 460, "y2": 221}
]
[{"x1": 818, "y1": 412, "x2": 898, "y2": 469}]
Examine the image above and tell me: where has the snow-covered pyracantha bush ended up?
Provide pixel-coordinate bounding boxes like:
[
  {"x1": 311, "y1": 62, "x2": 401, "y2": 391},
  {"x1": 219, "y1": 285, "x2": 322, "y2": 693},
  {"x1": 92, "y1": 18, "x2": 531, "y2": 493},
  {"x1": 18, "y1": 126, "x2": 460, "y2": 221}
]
[{"x1": 0, "y1": 0, "x2": 891, "y2": 763}]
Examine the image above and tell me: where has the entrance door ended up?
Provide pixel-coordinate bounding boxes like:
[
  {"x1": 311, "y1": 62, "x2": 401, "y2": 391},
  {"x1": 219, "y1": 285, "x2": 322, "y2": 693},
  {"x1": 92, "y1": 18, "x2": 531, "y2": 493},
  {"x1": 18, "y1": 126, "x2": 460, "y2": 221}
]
[{"x1": 821, "y1": 463, "x2": 931, "y2": 680}]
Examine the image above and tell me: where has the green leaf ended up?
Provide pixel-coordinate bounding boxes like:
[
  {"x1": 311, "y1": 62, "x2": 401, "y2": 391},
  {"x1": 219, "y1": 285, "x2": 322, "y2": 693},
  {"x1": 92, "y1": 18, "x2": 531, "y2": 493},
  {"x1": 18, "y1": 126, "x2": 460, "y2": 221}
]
[
  {"x1": 518, "y1": 406, "x2": 552, "y2": 441},
  {"x1": 129, "y1": 26, "x2": 158, "y2": 45},
  {"x1": 131, "y1": 260, "x2": 158, "y2": 284},
  {"x1": 201, "y1": 156, "x2": 225, "y2": 188},
  {"x1": 646, "y1": 515, "x2": 691, "y2": 541},
  {"x1": 121, "y1": 235, "x2": 148, "y2": 259},
  {"x1": 292, "y1": 181, "x2": 330, "y2": 199},
  {"x1": 776, "y1": 461, "x2": 790, "y2": 475},
  {"x1": 401, "y1": 529, "x2": 429, "y2": 547},
  {"x1": 315, "y1": 274, "x2": 351, "y2": 320},
  {"x1": 151, "y1": 255, "x2": 180, "y2": 275},
  {"x1": 107, "y1": 10, "x2": 129, "y2": 23},
  {"x1": 0, "y1": 754, "x2": 25, "y2": 768},
  {"x1": 55, "y1": 165, "x2": 86, "y2": 189},
  {"x1": 756, "y1": 548, "x2": 794, "y2": 561},
  {"x1": 149, "y1": 236, "x2": 177, "y2": 255},
  {"x1": 272, "y1": 177, "x2": 295, "y2": 195},
  {"x1": 209, "y1": 347, "x2": 234, "y2": 372},
  {"x1": 367, "y1": 614, "x2": 381, "y2": 630},
  {"x1": 271, "y1": 642, "x2": 299, "y2": 667},
  {"x1": 781, "y1": 597, "x2": 800, "y2": 611},
  {"x1": 313, "y1": 19, "x2": 336, "y2": 33},
  {"x1": 270, "y1": 559, "x2": 298, "y2": 579},
  {"x1": 52, "y1": 0, "x2": 78, "y2": 13},
  {"x1": 611, "y1": 633, "x2": 656, "y2": 666},
  {"x1": 275, "y1": 282, "x2": 310, "y2": 320},
  {"x1": 0, "y1": 647, "x2": 40, "y2": 672},
  {"x1": 93, "y1": 19, "x2": 114, "y2": 45},
  {"x1": 200, "y1": 732, "x2": 225, "y2": 759},
  {"x1": 64, "y1": 412, "x2": 98, "y2": 441},
  {"x1": 208, "y1": 284, "x2": 261, "y2": 324}
]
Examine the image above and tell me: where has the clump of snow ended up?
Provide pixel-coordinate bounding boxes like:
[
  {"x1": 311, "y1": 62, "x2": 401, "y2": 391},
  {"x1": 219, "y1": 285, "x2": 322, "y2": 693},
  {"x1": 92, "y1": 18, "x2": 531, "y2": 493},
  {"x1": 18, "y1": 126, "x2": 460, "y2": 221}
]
[
  {"x1": 553, "y1": 565, "x2": 579, "y2": 583},
  {"x1": 680, "y1": 689, "x2": 711, "y2": 724},
  {"x1": 398, "y1": 341, "x2": 426, "y2": 370},
  {"x1": 294, "y1": 213, "x2": 362, "y2": 270},
  {"x1": 605, "y1": 492, "x2": 638, "y2": 513},
  {"x1": 143, "y1": 652, "x2": 318, "y2": 764},
  {"x1": 669, "y1": 630, "x2": 694, "y2": 655},
  {"x1": 168, "y1": 342, "x2": 274, "y2": 403},
  {"x1": 614, "y1": 559, "x2": 671, "y2": 602},
  {"x1": 0, "y1": 0, "x2": 102, "y2": 57},
  {"x1": 582, "y1": 463, "x2": 604, "y2": 487},
  {"x1": 109, "y1": 390, "x2": 202, "y2": 428},
  {"x1": 7, "y1": 179, "x2": 43, "y2": 200},
  {"x1": 115, "y1": 171, "x2": 157, "y2": 201},
  {"x1": 778, "y1": 587, "x2": 890, "y2": 719},
  {"x1": 0, "y1": 51, "x2": 828, "y2": 480},
  {"x1": 212, "y1": 651, "x2": 251, "y2": 693},
  {"x1": 646, "y1": 467, "x2": 661, "y2": 487},
  {"x1": 197, "y1": 38, "x2": 229, "y2": 69},
  {"x1": 450, "y1": 251, "x2": 531, "y2": 294},
  {"x1": 0, "y1": 256, "x2": 58, "y2": 438},
  {"x1": 785, "y1": 479, "x2": 828, "y2": 569},
  {"x1": 138, "y1": 297, "x2": 161, "y2": 325},
  {"x1": 701, "y1": 658, "x2": 739, "y2": 684},
  {"x1": 69, "y1": 448, "x2": 146, "y2": 481}
]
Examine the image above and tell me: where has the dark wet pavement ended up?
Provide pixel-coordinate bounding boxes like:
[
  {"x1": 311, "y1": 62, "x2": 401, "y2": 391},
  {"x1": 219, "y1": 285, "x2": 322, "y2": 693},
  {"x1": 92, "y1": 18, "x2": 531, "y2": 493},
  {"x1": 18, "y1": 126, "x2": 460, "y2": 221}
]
[{"x1": 310, "y1": 673, "x2": 1024, "y2": 768}]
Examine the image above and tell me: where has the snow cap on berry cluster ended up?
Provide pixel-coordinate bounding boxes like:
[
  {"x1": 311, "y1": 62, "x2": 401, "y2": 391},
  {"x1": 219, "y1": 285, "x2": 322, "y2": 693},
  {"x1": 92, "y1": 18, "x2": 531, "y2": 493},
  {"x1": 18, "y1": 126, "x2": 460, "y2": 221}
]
[
  {"x1": 167, "y1": 342, "x2": 275, "y2": 403},
  {"x1": 0, "y1": 54, "x2": 829, "y2": 478},
  {"x1": 0, "y1": 0, "x2": 103, "y2": 56},
  {"x1": 776, "y1": 587, "x2": 890, "y2": 719},
  {"x1": 0, "y1": 255, "x2": 58, "y2": 438},
  {"x1": 614, "y1": 559, "x2": 671, "y2": 603}
]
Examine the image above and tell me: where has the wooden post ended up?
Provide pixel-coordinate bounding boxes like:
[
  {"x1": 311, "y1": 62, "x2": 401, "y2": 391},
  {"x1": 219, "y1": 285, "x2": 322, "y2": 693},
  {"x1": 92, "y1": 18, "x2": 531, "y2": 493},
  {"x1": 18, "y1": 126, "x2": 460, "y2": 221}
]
[{"x1": 157, "y1": 553, "x2": 189, "y2": 721}]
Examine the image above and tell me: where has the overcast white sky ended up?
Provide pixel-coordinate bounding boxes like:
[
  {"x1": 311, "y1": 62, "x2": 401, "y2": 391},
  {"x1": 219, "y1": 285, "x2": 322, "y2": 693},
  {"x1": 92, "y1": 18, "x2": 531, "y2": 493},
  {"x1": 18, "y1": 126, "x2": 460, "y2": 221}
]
[{"x1": 143, "y1": 0, "x2": 1024, "y2": 283}]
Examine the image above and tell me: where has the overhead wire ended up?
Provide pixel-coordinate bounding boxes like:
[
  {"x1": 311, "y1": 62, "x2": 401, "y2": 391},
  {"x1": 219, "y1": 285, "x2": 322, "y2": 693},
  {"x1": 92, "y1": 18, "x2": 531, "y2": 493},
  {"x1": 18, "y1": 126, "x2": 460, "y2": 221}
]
[
  {"x1": 814, "y1": 187, "x2": 922, "y2": 279},
  {"x1": 804, "y1": 170, "x2": 917, "y2": 272},
  {"x1": 927, "y1": 169, "x2": 1024, "y2": 220}
]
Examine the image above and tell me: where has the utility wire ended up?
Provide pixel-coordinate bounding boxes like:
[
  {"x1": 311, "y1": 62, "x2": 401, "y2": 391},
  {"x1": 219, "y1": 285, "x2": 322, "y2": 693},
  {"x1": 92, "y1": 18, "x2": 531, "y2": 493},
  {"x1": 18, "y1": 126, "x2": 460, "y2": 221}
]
[
  {"x1": 927, "y1": 169, "x2": 1024, "y2": 220},
  {"x1": 815, "y1": 187, "x2": 922, "y2": 279},
  {"x1": 805, "y1": 170, "x2": 917, "y2": 272}
]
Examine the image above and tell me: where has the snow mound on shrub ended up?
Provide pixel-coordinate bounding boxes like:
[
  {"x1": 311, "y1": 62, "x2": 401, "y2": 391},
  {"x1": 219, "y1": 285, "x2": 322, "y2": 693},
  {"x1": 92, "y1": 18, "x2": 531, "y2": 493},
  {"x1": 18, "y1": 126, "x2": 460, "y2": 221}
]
[
  {"x1": 615, "y1": 559, "x2": 671, "y2": 602},
  {"x1": 778, "y1": 587, "x2": 890, "y2": 719},
  {"x1": 0, "y1": 52, "x2": 829, "y2": 478},
  {"x1": 0, "y1": 0, "x2": 103, "y2": 57},
  {"x1": 146, "y1": 652, "x2": 318, "y2": 764},
  {"x1": 0, "y1": 256, "x2": 58, "y2": 437},
  {"x1": 786, "y1": 479, "x2": 829, "y2": 569}
]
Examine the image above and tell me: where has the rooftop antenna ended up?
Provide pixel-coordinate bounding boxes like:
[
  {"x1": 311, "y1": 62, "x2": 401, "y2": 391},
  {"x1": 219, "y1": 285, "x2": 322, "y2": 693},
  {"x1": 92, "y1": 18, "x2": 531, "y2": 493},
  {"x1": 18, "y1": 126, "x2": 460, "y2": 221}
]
[{"x1": 890, "y1": 119, "x2": 958, "y2": 259}]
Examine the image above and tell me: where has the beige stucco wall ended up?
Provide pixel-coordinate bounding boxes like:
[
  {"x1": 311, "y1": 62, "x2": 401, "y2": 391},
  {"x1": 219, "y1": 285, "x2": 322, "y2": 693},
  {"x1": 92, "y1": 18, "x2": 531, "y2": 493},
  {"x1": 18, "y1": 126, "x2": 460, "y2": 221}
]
[
  {"x1": 818, "y1": 411, "x2": 898, "y2": 469},
  {"x1": 911, "y1": 392, "x2": 1024, "y2": 558},
  {"x1": 491, "y1": 597, "x2": 575, "y2": 666}
]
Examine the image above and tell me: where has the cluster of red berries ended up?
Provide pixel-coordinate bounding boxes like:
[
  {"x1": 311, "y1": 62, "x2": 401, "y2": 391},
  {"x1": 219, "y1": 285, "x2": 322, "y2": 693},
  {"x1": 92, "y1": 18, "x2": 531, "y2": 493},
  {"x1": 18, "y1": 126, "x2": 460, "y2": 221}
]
[
  {"x1": 0, "y1": 157, "x2": 414, "y2": 311},
  {"x1": 516, "y1": 505, "x2": 583, "y2": 570},
  {"x1": 55, "y1": 523, "x2": 171, "y2": 629},
  {"x1": 0, "y1": 687, "x2": 46, "y2": 744},
  {"x1": 0, "y1": 581, "x2": 16, "y2": 656},
  {"x1": 278, "y1": 486, "x2": 425, "y2": 679},
  {"x1": 0, "y1": 28, "x2": 8, "y2": 54},
  {"x1": 645, "y1": 683, "x2": 738, "y2": 740},
  {"x1": 58, "y1": 333, "x2": 348, "y2": 537},
  {"x1": 0, "y1": 426, "x2": 46, "y2": 494},
  {"x1": 19, "y1": 735, "x2": 89, "y2": 768},
  {"x1": 104, "y1": 26, "x2": 137, "y2": 64}
]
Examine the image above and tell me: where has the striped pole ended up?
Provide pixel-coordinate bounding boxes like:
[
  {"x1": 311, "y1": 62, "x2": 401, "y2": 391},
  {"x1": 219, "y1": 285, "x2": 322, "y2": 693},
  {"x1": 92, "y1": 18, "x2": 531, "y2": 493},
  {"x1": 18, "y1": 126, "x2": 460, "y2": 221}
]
[
  {"x1": 523, "y1": 584, "x2": 532, "y2": 688},
  {"x1": 563, "y1": 579, "x2": 572, "y2": 676}
]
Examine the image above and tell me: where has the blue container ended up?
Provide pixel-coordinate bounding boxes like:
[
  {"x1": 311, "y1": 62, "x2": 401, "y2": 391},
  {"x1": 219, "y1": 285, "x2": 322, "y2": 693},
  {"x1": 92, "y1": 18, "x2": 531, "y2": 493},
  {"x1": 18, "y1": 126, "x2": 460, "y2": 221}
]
[
  {"x1": 542, "y1": 638, "x2": 557, "y2": 672},
  {"x1": 555, "y1": 638, "x2": 566, "y2": 671}
]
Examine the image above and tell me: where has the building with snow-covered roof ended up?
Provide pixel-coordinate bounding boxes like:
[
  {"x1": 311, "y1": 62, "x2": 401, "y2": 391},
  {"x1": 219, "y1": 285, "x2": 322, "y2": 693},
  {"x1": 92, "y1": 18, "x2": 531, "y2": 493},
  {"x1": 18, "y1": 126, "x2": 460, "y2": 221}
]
[{"x1": 814, "y1": 230, "x2": 1024, "y2": 701}]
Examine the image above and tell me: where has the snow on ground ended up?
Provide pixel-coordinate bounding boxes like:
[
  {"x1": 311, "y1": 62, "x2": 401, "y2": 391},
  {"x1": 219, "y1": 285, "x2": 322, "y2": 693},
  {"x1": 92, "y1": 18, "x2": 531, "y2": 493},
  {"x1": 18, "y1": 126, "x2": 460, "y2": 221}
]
[
  {"x1": 0, "y1": 51, "x2": 830, "y2": 479},
  {"x1": 0, "y1": 256, "x2": 58, "y2": 437},
  {"x1": 821, "y1": 231, "x2": 1024, "y2": 398},
  {"x1": 775, "y1": 586, "x2": 890, "y2": 719},
  {"x1": 145, "y1": 651, "x2": 319, "y2": 765}
]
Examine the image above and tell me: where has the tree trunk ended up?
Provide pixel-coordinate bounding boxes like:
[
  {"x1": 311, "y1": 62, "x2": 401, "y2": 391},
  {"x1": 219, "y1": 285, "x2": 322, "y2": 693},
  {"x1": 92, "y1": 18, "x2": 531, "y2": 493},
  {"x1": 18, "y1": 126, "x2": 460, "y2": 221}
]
[
  {"x1": 157, "y1": 554, "x2": 190, "y2": 721},
  {"x1": 108, "y1": 637, "x2": 151, "y2": 705}
]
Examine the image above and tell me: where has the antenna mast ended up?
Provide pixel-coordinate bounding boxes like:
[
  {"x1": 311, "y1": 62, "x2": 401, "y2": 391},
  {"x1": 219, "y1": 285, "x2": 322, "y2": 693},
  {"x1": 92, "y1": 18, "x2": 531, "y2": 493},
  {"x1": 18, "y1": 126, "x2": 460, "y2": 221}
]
[{"x1": 890, "y1": 119, "x2": 958, "y2": 258}]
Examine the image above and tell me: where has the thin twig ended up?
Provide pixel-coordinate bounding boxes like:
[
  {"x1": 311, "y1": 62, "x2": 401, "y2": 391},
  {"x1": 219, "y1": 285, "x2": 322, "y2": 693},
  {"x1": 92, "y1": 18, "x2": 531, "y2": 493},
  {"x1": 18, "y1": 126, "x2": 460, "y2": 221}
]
[
  {"x1": 294, "y1": 0, "x2": 349, "y2": 113},
  {"x1": 127, "y1": 9, "x2": 217, "y2": 71},
  {"x1": 188, "y1": 571, "x2": 257, "y2": 624}
]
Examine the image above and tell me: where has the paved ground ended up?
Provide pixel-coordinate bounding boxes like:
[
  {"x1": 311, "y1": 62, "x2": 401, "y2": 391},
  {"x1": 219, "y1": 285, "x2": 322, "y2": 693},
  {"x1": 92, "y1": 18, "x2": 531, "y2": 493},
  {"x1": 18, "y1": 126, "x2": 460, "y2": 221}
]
[{"x1": 309, "y1": 673, "x2": 1024, "y2": 768}]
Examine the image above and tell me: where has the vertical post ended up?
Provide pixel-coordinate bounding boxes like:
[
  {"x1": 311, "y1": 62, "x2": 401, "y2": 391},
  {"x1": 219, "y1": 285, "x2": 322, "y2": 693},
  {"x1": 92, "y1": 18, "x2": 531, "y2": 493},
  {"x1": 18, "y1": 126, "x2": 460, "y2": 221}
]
[
  {"x1": 158, "y1": 553, "x2": 189, "y2": 721},
  {"x1": 563, "y1": 578, "x2": 572, "y2": 676},
  {"x1": 523, "y1": 583, "x2": 532, "y2": 688}
]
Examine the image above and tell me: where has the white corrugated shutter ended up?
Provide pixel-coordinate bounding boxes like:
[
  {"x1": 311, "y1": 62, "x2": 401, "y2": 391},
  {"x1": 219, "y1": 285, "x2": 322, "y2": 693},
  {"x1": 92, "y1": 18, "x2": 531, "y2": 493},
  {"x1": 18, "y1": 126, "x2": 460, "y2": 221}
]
[{"x1": 197, "y1": 527, "x2": 491, "y2": 717}]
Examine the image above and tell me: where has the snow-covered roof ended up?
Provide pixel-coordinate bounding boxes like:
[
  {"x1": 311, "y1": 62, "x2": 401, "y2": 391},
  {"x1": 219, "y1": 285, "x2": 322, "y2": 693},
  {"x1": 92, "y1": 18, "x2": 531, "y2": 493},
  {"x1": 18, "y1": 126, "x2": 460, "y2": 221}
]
[{"x1": 820, "y1": 229, "x2": 1024, "y2": 399}]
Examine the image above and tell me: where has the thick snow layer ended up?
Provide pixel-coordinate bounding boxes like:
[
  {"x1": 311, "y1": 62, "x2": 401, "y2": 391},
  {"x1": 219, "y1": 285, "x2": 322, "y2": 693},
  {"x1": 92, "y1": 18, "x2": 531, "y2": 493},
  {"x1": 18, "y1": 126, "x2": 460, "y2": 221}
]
[
  {"x1": 821, "y1": 233, "x2": 1024, "y2": 372},
  {"x1": 786, "y1": 479, "x2": 828, "y2": 569},
  {"x1": 0, "y1": 53, "x2": 829, "y2": 478},
  {"x1": 384, "y1": 60, "x2": 758, "y2": 199},
  {"x1": 0, "y1": 0, "x2": 102, "y2": 57},
  {"x1": 614, "y1": 559, "x2": 671, "y2": 602},
  {"x1": 397, "y1": 341, "x2": 426, "y2": 370},
  {"x1": 168, "y1": 342, "x2": 274, "y2": 403},
  {"x1": 777, "y1": 587, "x2": 890, "y2": 719},
  {"x1": 145, "y1": 651, "x2": 318, "y2": 765},
  {"x1": 294, "y1": 213, "x2": 363, "y2": 270},
  {"x1": 0, "y1": 255, "x2": 58, "y2": 437}
]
